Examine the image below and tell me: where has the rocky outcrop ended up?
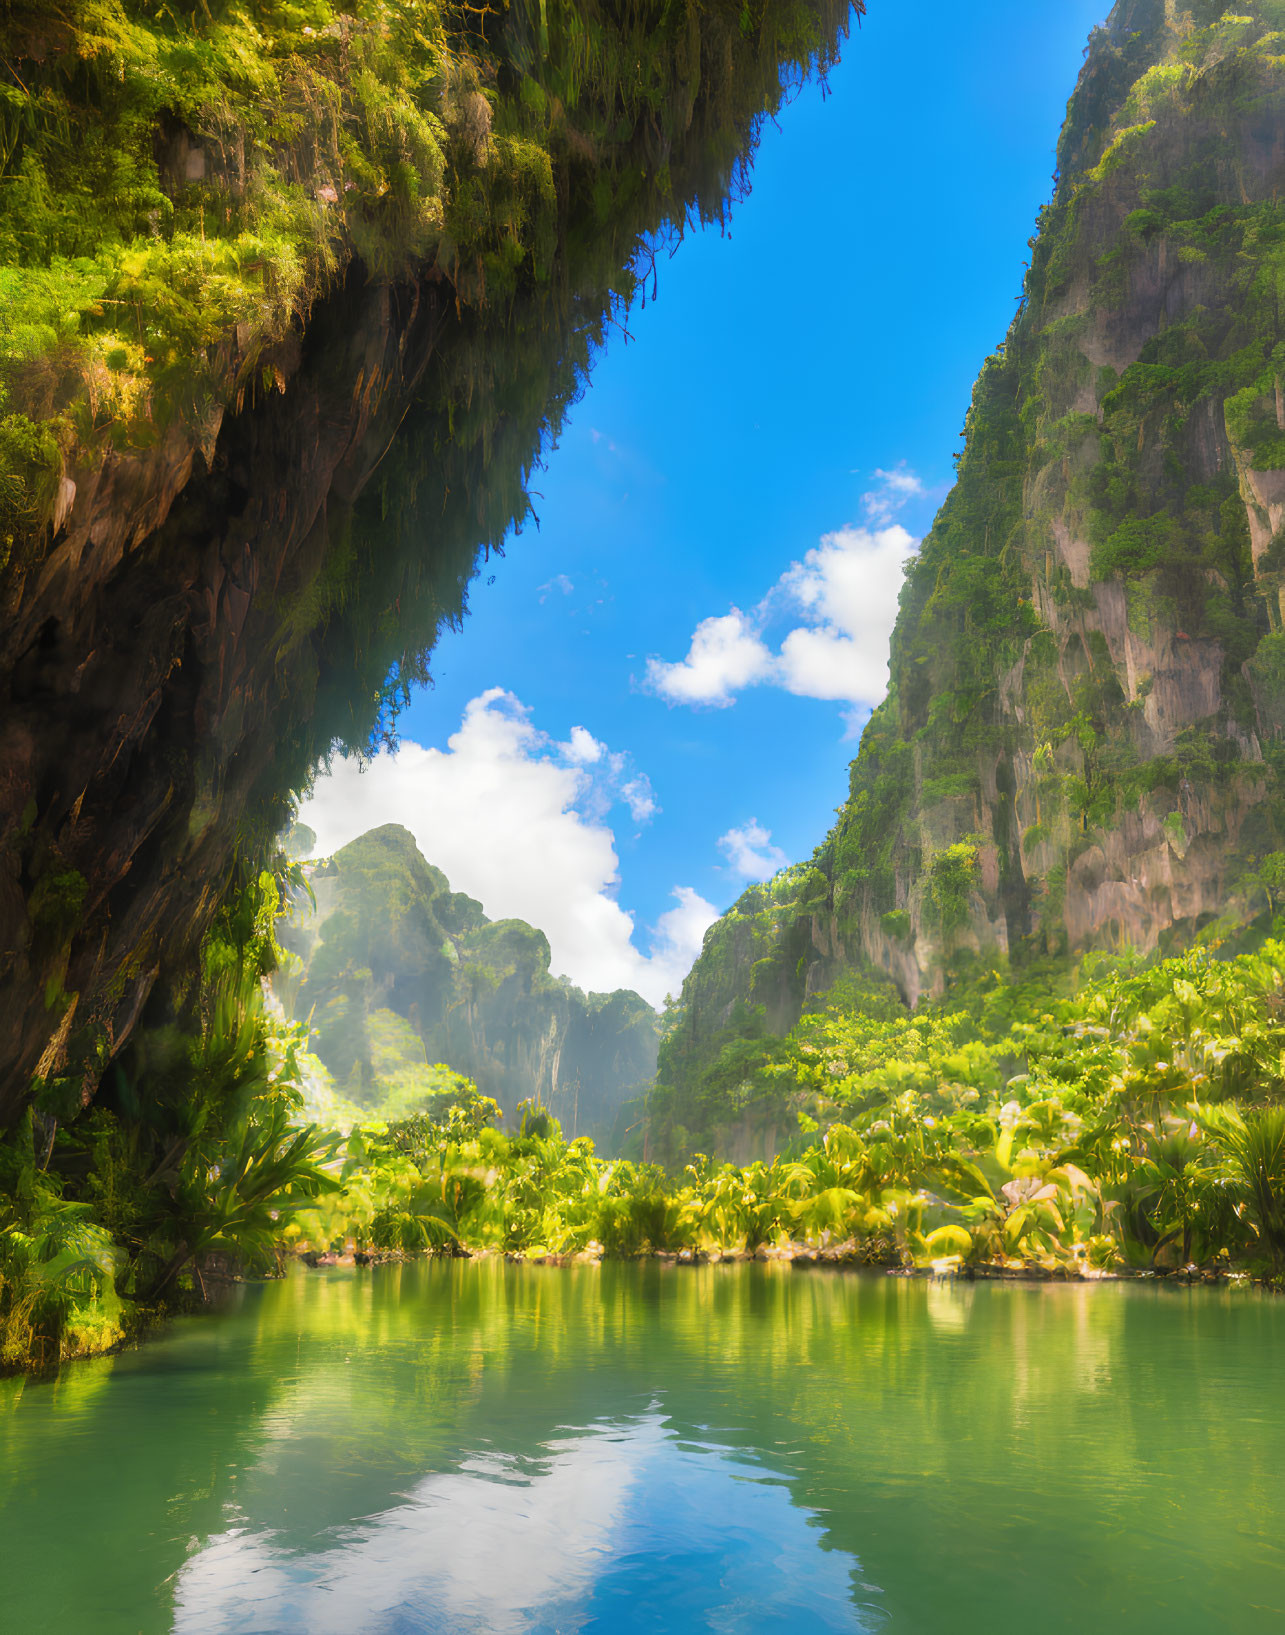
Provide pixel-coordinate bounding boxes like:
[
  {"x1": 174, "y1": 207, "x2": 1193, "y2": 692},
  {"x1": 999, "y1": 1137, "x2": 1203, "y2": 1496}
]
[
  {"x1": 278, "y1": 825, "x2": 659, "y2": 1145},
  {"x1": 0, "y1": 0, "x2": 850, "y2": 1123},
  {"x1": 1, "y1": 272, "x2": 454, "y2": 1123},
  {"x1": 661, "y1": 1, "x2": 1285, "y2": 1107}
]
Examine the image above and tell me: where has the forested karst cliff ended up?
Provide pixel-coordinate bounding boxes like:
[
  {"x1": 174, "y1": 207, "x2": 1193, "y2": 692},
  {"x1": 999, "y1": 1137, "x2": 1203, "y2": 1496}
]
[
  {"x1": 277, "y1": 825, "x2": 659, "y2": 1143},
  {"x1": 657, "y1": 1, "x2": 1285, "y2": 1144},
  {"x1": 0, "y1": 0, "x2": 850, "y2": 1123}
]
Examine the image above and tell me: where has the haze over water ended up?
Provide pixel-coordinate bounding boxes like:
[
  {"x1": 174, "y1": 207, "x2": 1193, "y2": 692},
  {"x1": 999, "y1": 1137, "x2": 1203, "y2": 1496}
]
[{"x1": 3, "y1": 1264, "x2": 1284, "y2": 1634}]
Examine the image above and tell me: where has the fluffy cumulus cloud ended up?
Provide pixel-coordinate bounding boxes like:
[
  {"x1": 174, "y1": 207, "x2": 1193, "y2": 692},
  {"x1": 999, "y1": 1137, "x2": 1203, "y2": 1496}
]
[
  {"x1": 649, "y1": 886, "x2": 720, "y2": 989},
  {"x1": 644, "y1": 517, "x2": 918, "y2": 720},
  {"x1": 642, "y1": 609, "x2": 774, "y2": 707},
  {"x1": 562, "y1": 725, "x2": 603, "y2": 764},
  {"x1": 775, "y1": 523, "x2": 916, "y2": 706},
  {"x1": 718, "y1": 820, "x2": 788, "y2": 882},
  {"x1": 298, "y1": 690, "x2": 715, "y2": 1006}
]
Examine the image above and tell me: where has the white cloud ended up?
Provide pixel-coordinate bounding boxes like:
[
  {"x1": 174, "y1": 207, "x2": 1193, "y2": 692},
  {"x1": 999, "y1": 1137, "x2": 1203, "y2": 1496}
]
[
  {"x1": 775, "y1": 522, "x2": 914, "y2": 703},
  {"x1": 175, "y1": 1420, "x2": 662, "y2": 1635},
  {"x1": 621, "y1": 776, "x2": 657, "y2": 824},
  {"x1": 861, "y1": 462, "x2": 925, "y2": 524},
  {"x1": 718, "y1": 820, "x2": 788, "y2": 882},
  {"x1": 563, "y1": 724, "x2": 603, "y2": 764},
  {"x1": 298, "y1": 690, "x2": 708, "y2": 1006},
  {"x1": 172, "y1": 1410, "x2": 860, "y2": 1635},
  {"x1": 776, "y1": 625, "x2": 869, "y2": 700},
  {"x1": 643, "y1": 609, "x2": 774, "y2": 707},
  {"x1": 649, "y1": 887, "x2": 720, "y2": 1000},
  {"x1": 645, "y1": 520, "x2": 916, "y2": 717},
  {"x1": 538, "y1": 572, "x2": 574, "y2": 601}
]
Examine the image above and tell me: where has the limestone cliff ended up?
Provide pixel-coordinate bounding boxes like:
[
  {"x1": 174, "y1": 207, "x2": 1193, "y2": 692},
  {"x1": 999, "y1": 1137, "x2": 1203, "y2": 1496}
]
[
  {"x1": 0, "y1": 0, "x2": 850, "y2": 1121},
  {"x1": 276, "y1": 825, "x2": 659, "y2": 1145},
  {"x1": 659, "y1": 1, "x2": 1285, "y2": 1122}
]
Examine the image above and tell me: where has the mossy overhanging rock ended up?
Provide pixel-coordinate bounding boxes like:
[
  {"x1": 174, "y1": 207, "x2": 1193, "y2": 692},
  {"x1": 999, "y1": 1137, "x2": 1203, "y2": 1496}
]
[{"x1": 0, "y1": 0, "x2": 853, "y2": 1120}]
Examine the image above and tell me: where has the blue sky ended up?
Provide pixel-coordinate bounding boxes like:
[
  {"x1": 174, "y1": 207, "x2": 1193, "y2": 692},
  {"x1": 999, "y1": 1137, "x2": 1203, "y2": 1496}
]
[{"x1": 301, "y1": 0, "x2": 1108, "y2": 1004}]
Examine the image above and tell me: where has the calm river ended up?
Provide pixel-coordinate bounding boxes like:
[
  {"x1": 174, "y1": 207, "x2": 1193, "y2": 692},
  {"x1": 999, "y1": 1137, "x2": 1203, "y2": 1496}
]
[{"x1": 2, "y1": 1263, "x2": 1282, "y2": 1633}]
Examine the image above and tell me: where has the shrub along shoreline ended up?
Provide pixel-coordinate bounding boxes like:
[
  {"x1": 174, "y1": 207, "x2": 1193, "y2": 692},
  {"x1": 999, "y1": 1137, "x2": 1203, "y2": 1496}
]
[
  {"x1": 11, "y1": 925, "x2": 1285, "y2": 1377},
  {"x1": 292, "y1": 1239, "x2": 1244, "y2": 1286},
  {"x1": 281, "y1": 939, "x2": 1285, "y2": 1292}
]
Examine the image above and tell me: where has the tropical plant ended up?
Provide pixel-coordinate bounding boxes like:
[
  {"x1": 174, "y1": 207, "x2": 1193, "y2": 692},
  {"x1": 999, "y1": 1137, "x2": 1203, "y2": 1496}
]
[
  {"x1": 147, "y1": 1102, "x2": 337, "y2": 1298},
  {"x1": 1196, "y1": 1103, "x2": 1285, "y2": 1270}
]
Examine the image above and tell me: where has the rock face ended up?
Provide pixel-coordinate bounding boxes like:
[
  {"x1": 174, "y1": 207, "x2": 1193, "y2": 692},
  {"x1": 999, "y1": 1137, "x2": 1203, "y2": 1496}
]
[
  {"x1": 277, "y1": 825, "x2": 659, "y2": 1146},
  {"x1": 1, "y1": 271, "x2": 456, "y2": 1125},
  {"x1": 661, "y1": 1, "x2": 1285, "y2": 1108},
  {"x1": 0, "y1": 0, "x2": 849, "y2": 1123}
]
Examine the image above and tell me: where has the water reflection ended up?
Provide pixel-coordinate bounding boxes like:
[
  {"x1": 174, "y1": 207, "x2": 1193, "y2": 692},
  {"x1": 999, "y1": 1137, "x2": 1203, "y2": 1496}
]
[
  {"x1": 173, "y1": 1413, "x2": 870, "y2": 1634},
  {"x1": 3, "y1": 1264, "x2": 1285, "y2": 1634}
]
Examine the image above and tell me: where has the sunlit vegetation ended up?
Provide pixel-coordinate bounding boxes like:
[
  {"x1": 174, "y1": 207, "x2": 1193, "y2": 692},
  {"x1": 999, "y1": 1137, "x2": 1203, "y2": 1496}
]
[
  {"x1": 1, "y1": 0, "x2": 852, "y2": 1126},
  {"x1": 288, "y1": 938, "x2": 1285, "y2": 1284},
  {"x1": 16, "y1": 0, "x2": 1285, "y2": 1400},
  {"x1": 0, "y1": 0, "x2": 850, "y2": 567},
  {"x1": 13, "y1": 889, "x2": 1285, "y2": 1377},
  {"x1": 0, "y1": 0, "x2": 859, "y2": 1372}
]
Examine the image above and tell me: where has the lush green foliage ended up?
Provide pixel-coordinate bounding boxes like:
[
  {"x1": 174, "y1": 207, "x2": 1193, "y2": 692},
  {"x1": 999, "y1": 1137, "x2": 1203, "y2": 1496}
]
[
  {"x1": 0, "y1": 0, "x2": 850, "y2": 1146},
  {"x1": 18, "y1": 2, "x2": 1285, "y2": 1384},
  {"x1": 628, "y1": 938, "x2": 1285, "y2": 1275},
  {"x1": 15, "y1": 920, "x2": 1285, "y2": 1377},
  {"x1": 0, "y1": 1115, "x2": 123, "y2": 1370},
  {"x1": 0, "y1": 0, "x2": 848, "y2": 568},
  {"x1": 284, "y1": 937, "x2": 1285, "y2": 1283},
  {"x1": 0, "y1": 866, "x2": 334, "y2": 1371},
  {"x1": 0, "y1": 0, "x2": 858, "y2": 1361}
]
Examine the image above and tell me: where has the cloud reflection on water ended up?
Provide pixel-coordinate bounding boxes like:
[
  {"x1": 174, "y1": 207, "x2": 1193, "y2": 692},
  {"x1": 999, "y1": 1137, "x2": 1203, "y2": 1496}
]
[{"x1": 171, "y1": 1413, "x2": 869, "y2": 1634}]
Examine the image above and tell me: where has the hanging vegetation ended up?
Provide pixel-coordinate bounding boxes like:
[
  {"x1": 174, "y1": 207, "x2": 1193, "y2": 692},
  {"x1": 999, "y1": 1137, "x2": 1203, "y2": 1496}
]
[{"x1": 0, "y1": 0, "x2": 853, "y2": 1120}]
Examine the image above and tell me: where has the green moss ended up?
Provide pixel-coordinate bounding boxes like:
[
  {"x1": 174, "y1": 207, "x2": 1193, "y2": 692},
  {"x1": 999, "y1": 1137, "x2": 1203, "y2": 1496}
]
[
  {"x1": 920, "y1": 772, "x2": 979, "y2": 807},
  {"x1": 0, "y1": 412, "x2": 60, "y2": 568},
  {"x1": 27, "y1": 869, "x2": 87, "y2": 939},
  {"x1": 880, "y1": 910, "x2": 911, "y2": 943},
  {"x1": 1095, "y1": 513, "x2": 1172, "y2": 578},
  {"x1": 1087, "y1": 119, "x2": 1156, "y2": 183},
  {"x1": 929, "y1": 842, "x2": 980, "y2": 935},
  {"x1": 0, "y1": 0, "x2": 849, "y2": 553},
  {"x1": 1249, "y1": 630, "x2": 1285, "y2": 728}
]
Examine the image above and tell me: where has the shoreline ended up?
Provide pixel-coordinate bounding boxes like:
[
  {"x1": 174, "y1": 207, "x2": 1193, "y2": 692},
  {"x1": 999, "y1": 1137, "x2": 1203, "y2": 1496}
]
[
  {"x1": 293, "y1": 1242, "x2": 1260, "y2": 1288},
  {"x1": 4, "y1": 1247, "x2": 1266, "y2": 1383},
  {"x1": 2, "y1": 1252, "x2": 1265, "y2": 1383}
]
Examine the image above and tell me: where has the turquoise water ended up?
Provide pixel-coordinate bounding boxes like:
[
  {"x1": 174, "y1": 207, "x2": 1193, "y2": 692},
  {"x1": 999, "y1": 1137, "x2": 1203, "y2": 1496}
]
[{"x1": 2, "y1": 1263, "x2": 1284, "y2": 1633}]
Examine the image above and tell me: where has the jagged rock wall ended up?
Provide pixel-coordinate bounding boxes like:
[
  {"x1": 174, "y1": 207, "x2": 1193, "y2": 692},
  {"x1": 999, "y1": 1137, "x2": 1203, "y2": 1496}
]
[
  {"x1": 0, "y1": 0, "x2": 850, "y2": 1123},
  {"x1": 661, "y1": 0, "x2": 1285, "y2": 1106},
  {"x1": 277, "y1": 825, "x2": 660, "y2": 1144}
]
